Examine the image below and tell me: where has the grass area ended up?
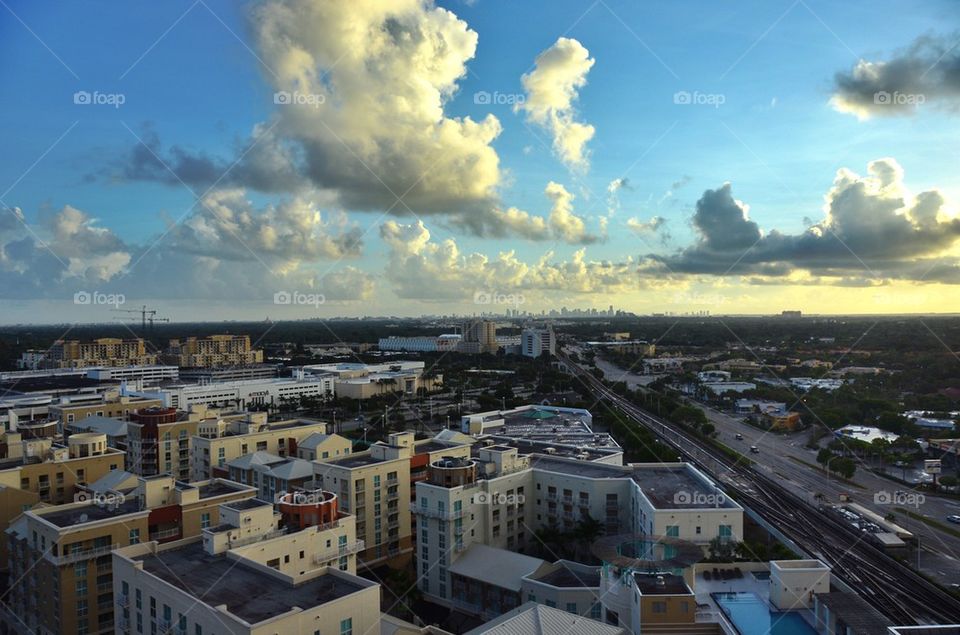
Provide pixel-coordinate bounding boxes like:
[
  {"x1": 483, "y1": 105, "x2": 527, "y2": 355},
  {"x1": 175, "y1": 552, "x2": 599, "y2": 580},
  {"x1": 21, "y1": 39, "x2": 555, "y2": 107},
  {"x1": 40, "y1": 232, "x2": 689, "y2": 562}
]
[
  {"x1": 788, "y1": 456, "x2": 865, "y2": 490},
  {"x1": 894, "y1": 507, "x2": 960, "y2": 539}
]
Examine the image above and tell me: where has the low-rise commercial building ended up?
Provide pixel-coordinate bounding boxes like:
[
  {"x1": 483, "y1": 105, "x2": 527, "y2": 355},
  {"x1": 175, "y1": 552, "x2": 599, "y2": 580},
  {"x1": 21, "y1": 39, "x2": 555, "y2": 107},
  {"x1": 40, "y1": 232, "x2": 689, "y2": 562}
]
[
  {"x1": 130, "y1": 373, "x2": 335, "y2": 410},
  {"x1": 379, "y1": 335, "x2": 462, "y2": 353},
  {"x1": 302, "y1": 361, "x2": 442, "y2": 400},
  {"x1": 461, "y1": 405, "x2": 621, "y2": 457}
]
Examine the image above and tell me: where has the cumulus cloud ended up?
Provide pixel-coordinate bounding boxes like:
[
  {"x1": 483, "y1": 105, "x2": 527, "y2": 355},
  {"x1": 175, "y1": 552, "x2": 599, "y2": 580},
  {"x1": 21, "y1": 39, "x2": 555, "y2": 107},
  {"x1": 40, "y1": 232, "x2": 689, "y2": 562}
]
[
  {"x1": 517, "y1": 37, "x2": 596, "y2": 170},
  {"x1": 626, "y1": 216, "x2": 669, "y2": 243},
  {"x1": 0, "y1": 199, "x2": 375, "y2": 303},
  {"x1": 831, "y1": 33, "x2": 960, "y2": 119},
  {"x1": 108, "y1": 0, "x2": 504, "y2": 216},
  {"x1": 455, "y1": 181, "x2": 601, "y2": 244},
  {"x1": 381, "y1": 219, "x2": 635, "y2": 300},
  {"x1": 644, "y1": 159, "x2": 960, "y2": 283}
]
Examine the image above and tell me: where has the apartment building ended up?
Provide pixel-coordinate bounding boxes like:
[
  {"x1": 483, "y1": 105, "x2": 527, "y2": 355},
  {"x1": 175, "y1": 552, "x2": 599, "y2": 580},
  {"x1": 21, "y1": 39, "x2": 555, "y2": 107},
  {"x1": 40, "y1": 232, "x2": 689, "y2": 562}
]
[
  {"x1": 413, "y1": 447, "x2": 742, "y2": 612},
  {"x1": 313, "y1": 437, "x2": 413, "y2": 567},
  {"x1": 0, "y1": 433, "x2": 124, "y2": 570},
  {"x1": 162, "y1": 334, "x2": 264, "y2": 368},
  {"x1": 2, "y1": 474, "x2": 255, "y2": 635},
  {"x1": 50, "y1": 393, "x2": 163, "y2": 425},
  {"x1": 111, "y1": 538, "x2": 380, "y2": 635},
  {"x1": 226, "y1": 452, "x2": 315, "y2": 501},
  {"x1": 45, "y1": 338, "x2": 158, "y2": 369},
  {"x1": 296, "y1": 432, "x2": 353, "y2": 461},
  {"x1": 190, "y1": 418, "x2": 332, "y2": 481}
]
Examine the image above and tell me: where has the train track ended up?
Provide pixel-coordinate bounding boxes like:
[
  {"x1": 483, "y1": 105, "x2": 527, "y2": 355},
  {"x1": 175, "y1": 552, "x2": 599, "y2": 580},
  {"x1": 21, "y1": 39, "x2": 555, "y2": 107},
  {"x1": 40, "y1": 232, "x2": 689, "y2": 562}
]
[{"x1": 562, "y1": 353, "x2": 960, "y2": 626}]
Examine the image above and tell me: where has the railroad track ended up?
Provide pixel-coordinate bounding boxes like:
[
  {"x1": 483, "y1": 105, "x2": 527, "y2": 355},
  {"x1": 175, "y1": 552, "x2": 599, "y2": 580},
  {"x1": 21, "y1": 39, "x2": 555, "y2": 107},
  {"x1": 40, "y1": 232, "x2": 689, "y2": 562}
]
[{"x1": 561, "y1": 353, "x2": 960, "y2": 625}]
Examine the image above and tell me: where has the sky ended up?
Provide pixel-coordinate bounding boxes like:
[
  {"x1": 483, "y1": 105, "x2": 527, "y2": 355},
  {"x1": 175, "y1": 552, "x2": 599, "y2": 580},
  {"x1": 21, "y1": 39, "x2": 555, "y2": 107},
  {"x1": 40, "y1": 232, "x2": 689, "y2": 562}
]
[{"x1": 0, "y1": 0, "x2": 958, "y2": 323}]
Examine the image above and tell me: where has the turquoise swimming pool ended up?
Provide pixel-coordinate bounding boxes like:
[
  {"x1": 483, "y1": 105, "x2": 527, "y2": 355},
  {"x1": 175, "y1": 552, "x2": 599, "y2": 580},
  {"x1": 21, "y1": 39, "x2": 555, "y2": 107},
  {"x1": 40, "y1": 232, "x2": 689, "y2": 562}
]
[{"x1": 713, "y1": 592, "x2": 817, "y2": 635}]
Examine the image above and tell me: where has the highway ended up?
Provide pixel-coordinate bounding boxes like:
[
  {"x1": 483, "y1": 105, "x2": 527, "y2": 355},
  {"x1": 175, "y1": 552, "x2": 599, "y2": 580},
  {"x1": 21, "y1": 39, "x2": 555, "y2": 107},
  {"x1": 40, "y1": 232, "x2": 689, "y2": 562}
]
[{"x1": 560, "y1": 349, "x2": 960, "y2": 626}]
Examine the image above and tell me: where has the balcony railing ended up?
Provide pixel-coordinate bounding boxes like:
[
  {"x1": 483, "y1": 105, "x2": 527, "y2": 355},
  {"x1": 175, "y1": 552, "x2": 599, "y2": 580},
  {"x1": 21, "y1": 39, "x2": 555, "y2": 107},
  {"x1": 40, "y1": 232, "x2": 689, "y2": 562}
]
[
  {"x1": 226, "y1": 528, "x2": 287, "y2": 549},
  {"x1": 409, "y1": 503, "x2": 462, "y2": 520},
  {"x1": 48, "y1": 543, "x2": 119, "y2": 566},
  {"x1": 314, "y1": 540, "x2": 365, "y2": 563}
]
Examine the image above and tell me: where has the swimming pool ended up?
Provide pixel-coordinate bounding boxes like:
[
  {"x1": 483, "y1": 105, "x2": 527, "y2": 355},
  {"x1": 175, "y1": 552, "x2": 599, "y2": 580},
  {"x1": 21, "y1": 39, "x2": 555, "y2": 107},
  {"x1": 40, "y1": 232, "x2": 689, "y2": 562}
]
[{"x1": 713, "y1": 592, "x2": 817, "y2": 635}]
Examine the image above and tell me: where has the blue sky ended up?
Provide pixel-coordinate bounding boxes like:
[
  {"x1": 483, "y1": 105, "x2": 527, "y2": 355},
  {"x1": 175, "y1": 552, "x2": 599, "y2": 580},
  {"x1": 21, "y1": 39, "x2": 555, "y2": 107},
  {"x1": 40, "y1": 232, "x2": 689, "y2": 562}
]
[{"x1": 1, "y1": 0, "x2": 958, "y2": 322}]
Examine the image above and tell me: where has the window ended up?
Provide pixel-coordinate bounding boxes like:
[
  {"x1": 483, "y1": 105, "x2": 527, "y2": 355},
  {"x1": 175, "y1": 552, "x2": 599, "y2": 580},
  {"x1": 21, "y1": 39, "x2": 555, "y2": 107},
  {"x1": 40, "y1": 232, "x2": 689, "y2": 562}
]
[
  {"x1": 340, "y1": 618, "x2": 353, "y2": 635},
  {"x1": 653, "y1": 601, "x2": 667, "y2": 614},
  {"x1": 566, "y1": 603, "x2": 577, "y2": 614},
  {"x1": 201, "y1": 513, "x2": 211, "y2": 529},
  {"x1": 719, "y1": 524, "x2": 732, "y2": 538},
  {"x1": 665, "y1": 525, "x2": 679, "y2": 537},
  {"x1": 129, "y1": 529, "x2": 140, "y2": 545},
  {"x1": 76, "y1": 579, "x2": 87, "y2": 596},
  {"x1": 590, "y1": 603, "x2": 601, "y2": 619}
]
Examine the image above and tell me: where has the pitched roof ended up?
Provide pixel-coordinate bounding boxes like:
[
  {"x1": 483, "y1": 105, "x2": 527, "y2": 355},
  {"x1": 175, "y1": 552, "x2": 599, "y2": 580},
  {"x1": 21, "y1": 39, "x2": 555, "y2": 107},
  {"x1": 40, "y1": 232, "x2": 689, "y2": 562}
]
[{"x1": 465, "y1": 602, "x2": 625, "y2": 635}]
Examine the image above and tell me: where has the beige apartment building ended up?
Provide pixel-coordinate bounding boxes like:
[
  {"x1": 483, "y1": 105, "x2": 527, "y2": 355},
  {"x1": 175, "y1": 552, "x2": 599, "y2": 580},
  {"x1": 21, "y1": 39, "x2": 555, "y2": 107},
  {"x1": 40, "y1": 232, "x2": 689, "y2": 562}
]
[
  {"x1": 190, "y1": 418, "x2": 332, "y2": 481},
  {"x1": 296, "y1": 431, "x2": 353, "y2": 461},
  {"x1": 111, "y1": 538, "x2": 380, "y2": 635},
  {"x1": 126, "y1": 405, "x2": 263, "y2": 480},
  {"x1": 50, "y1": 394, "x2": 163, "y2": 425},
  {"x1": 313, "y1": 435, "x2": 413, "y2": 568},
  {"x1": 2, "y1": 474, "x2": 255, "y2": 635},
  {"x1": 0, "y1": 433, "x2": 124, "y2": 570},
  {"x1": 46, "y1": 338, "x2": 157, "y2": 369},
  {"x1": 163, "y1": 334, "x2": 264, "y2": 368}
]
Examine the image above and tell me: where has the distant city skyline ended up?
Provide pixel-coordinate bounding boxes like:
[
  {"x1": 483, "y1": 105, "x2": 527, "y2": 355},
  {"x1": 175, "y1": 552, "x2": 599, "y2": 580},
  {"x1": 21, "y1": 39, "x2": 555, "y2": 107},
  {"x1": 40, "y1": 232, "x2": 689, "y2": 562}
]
[{"x1": 1, "y1": 0, "x2": 958, "y2": 323}]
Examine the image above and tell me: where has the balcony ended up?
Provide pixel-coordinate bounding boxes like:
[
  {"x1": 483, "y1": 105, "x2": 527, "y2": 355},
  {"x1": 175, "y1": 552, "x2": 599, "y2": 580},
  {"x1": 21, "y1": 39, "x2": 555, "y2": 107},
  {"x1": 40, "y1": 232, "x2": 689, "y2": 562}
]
[
  {"x1": 149, "y1": 527, "x2": 181, "y2": 541},
  {"x1": 545, "y1": 492, "x2": 558, "y2": 501},
  {"x1": 409, "y1": 503, "x2": 462, "y2": 520},
  {"x1": 97, "y1": 581, "x2": 113, "y2": 593},
  {"x1": 314, "y1": 540, "x2": 365, "y2": 563},
  {"x1": 561, "y1": 495, "x2": 573, "y2": 505},
  {"x1": 578, "y1": 499, "x2": 590, "y2": 508},
  {"x1": 116, "y1": 593, "x2": 129, "y2": 609},
  {"x1": 386, "y1": 488, "x2": 399, "y2": 500},
  {"x1": 48, "y1": 543, "x2": 119, "y2": 566}
]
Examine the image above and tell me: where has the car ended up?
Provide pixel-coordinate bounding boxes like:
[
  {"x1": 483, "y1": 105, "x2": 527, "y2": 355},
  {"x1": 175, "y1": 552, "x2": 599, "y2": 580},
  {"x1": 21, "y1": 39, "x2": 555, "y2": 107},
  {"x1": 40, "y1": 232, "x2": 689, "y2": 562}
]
[
  {"x1": 947, "y1": 515, "x2": 960, "y2": 524},
  {"x1": 749, "y1": 446, "x2": 760, "y2": 454},
  {"x1": 735, "y1": 433, "x2": 744, "y2": 440}
]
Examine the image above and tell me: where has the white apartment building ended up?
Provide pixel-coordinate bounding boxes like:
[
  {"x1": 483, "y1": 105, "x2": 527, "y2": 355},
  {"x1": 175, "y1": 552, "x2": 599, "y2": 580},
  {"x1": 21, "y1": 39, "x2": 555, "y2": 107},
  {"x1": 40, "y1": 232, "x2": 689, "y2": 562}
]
[
  {"x1": 521, "y1": 326, "x2": 556, "y2": 358},
  {"x1": 129, "y1": 373, "x2": 336, "y2": 410},
  {"x1": 413, "y1": 447, "x2": 742, "y2": 611}
]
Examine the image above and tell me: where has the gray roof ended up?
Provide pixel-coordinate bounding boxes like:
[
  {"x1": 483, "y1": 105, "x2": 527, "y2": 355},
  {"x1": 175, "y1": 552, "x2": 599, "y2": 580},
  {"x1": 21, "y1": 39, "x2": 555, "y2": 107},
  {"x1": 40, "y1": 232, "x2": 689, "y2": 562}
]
[
  {"x1": 67, "y1": 415, "x2": 128, "y2": 438},
  {"x1": 465, "y1": 602, "x2": 625, "y2": 635},
  {"x1": 298, "y1": 432, "x2": 333, "y2": 450},
  {"x1": 88, "y1": 470, "x2": 139, "y2": 494},
  {"x1": 449, "y1": 545, "x2": 546, "y2": 592},
  {"x1": 227, "y1": 451, "x2": 286, "y2": 471}
]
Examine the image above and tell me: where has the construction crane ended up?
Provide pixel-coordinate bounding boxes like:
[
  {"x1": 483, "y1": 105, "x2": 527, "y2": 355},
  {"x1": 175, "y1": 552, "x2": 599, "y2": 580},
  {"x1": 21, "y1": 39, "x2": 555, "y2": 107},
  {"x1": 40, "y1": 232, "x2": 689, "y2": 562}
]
[{"x1": 111, "y1": 305, "x2": 170, "y2": 334}]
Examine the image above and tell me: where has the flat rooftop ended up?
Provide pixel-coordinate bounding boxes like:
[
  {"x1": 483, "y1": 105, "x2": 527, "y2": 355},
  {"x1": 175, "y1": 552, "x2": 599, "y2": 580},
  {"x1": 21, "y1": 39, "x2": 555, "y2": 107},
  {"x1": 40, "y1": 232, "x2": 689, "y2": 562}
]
[
  {"x1": 634, "y1": 573, "x2": 691, "y2": 595},
  {"x1": 322, "y1": 453, "x2": 388, "y2": 468},
  {"x1": 532, "y1": 565, "x2": 601, "y2": 588},
  {"x1": 193, "y1": 481, "x2": 251, "y2": 499},
  {"x1": 223, "y1": 498, "x2": 271, "y2": 511},
  {"x1": 486, "y1": 436, "x2": 620, "y2": 462},
  {"x1": 529, "y1": 456, "x2": 737, "y2": 510},
  {"x1": 469, "y1": 406, "x2": 621, "y2": 451},
  {"x1": 40, "y1": 499, "x2": 144, "y2": 528},
  {"x1": 415, "y1": 440, "x2": 465, "y2": 454},
  {"x1": 135, "y1": 542, "x2": 369, "y2": 624}
]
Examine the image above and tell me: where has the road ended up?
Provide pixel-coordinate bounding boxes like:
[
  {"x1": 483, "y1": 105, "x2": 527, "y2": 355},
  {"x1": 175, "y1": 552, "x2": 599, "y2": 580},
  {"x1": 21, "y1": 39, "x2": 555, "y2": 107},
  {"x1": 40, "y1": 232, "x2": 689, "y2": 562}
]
[{"x1": 591, "y1": 350, "x2": 960, "y2": 585}]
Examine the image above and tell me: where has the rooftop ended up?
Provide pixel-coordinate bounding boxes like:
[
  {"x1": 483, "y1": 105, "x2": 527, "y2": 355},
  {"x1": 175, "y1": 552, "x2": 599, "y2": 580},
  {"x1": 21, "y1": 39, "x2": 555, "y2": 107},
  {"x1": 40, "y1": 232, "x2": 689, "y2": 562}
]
[
  {"x1": 815, "y1": 592, "x2": 891, "y2": 635},
  {"x1": 633, "y1": 573, "x2": 692, "y2": 595},
  {"x1": 449, "y1": 544, "x2": 547, "y2": 592},
  {"x1": 223, "y1": 498, "x2": 272, "y2": 511},
  {"x1": 134, "y1": 542, "x2": 371, "y2": 624},
  {"x1": 40, "y1": 498, "x2": 144, "y2": 528},
  {"x1": 464, "y1": 602, "x2": 625, "y2": 635},
  {"x1": 530, "y1": 564, "x2": 601, "y2": 588},
  {"x1": 322, "y1": 453, "x2": 388, "y2": 468}
]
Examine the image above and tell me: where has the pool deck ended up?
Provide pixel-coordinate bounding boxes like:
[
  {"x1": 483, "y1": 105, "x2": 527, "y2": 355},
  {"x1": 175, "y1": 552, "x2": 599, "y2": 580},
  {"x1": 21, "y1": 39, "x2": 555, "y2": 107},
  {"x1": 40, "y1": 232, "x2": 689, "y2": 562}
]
[{"x1": 693, "y1": 570, "x2": 818, "y2": 632}]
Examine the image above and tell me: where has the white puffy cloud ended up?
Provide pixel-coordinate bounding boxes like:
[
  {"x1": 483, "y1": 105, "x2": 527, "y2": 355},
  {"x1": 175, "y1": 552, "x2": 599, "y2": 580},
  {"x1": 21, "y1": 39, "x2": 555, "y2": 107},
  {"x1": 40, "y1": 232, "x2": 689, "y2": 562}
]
[
  {"x1": 517, "y1": 37, "x2": 596, "y2": 171},
  {"x1": 380, "y1": 219, "x2": 633, "y2": 301}
]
